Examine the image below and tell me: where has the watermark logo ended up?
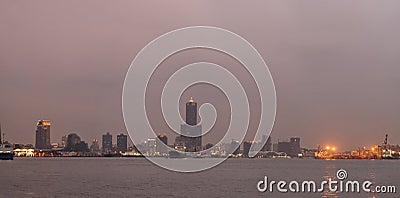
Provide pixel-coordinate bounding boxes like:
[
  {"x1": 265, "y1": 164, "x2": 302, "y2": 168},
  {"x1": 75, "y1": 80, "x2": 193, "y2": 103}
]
[
  {"x1": 122, "y1": 26, "x2": 276, "y2": 172},
  {"x1": 257, "y1": 169, "x2": 396, "y2": 194},
  {"x1": 336, "y1": 169, "x2": 348, "y2": 180}
]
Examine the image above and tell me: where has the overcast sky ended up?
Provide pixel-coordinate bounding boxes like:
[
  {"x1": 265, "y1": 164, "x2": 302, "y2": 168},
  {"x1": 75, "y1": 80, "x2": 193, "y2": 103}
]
[{"x1": 1, "y1": 1, "x2": 399, "y2": 151}]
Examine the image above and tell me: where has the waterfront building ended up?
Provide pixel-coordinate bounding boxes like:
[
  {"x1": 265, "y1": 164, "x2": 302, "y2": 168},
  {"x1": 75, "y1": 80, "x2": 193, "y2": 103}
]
[
  {"x1": 277, "y1": 137, "x2": 301, "y2": 157},
  {"x1": 102, "y1": 132, "x2": 112, "y2": 153},
  {"x1": 66, "y1": 133, "x2": 81, "y2": 149},
  {"x1": 230, "y1": 140, "x2": 240, "y2": 155},
  {"x1": 185, "y1": 97, "x2": 197, "y2": 126},
  {"x1": 117, "y1": 133, "x2": 128, "y2": 152},
  {"x1": 146, "y1": 138, "x2": 157, "y2": 156},
  {"x1": 243, "y1": 141, "x2": 252, "y2": 157},
  {"x1": 65, "y1": 133, "x2": 89, "y2": 152},
  {"x1": 156, "y1": 134, "x2": 168, "y2": 155},
  {"x1": 61, "y1": 135, "x2": 67, "y2": 148},
  {"x1": 261, "y1": 135, "x2": 272, "y2": 151},
  {"x1": 35, "y1": 120, "x2": 51, "y2": 149},
  {"x1": 90, "y1": 139, "x2": 100, "y2": 153},
  {"x1": 290, "y1": 137, "x2": 301, "y2": 156},
  {"x1": 177, "y1": 97, "x2": 202, "y2": 152}
]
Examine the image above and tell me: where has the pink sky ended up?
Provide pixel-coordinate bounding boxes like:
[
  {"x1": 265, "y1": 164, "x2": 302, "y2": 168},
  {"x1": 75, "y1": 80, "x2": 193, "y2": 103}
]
[{"x1": 1, "y1": 1, "x2": 399, "y2": 151}]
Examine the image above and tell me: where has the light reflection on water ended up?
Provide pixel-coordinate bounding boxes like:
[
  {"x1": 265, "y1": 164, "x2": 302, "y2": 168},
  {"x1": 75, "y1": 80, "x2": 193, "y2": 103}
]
[{"x1": 322, "y1": 162, "x2": 338, "y2": 198}]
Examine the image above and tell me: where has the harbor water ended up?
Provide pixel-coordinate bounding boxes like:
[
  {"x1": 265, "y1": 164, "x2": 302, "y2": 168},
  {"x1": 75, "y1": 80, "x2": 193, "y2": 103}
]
[{"x1": 0, "y1": 158, "x2": 399, "y2": 198}]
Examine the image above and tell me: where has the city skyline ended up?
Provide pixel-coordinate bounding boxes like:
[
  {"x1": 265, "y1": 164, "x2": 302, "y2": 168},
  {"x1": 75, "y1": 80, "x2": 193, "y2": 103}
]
[
  {"x1": 3, "y1": 117, "x2": 398, "y2": 154},
  {"x1": 1, "y1": 2, "x2": 400, "y2": 198},
  {"x1": 1, "y1": 1, "x2": 400, "y2": 151}
]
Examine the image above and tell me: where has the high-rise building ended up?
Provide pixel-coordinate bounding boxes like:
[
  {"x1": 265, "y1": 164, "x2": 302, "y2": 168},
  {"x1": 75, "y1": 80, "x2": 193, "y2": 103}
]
[
  {"x1": 90, "y1": 139, "x2": 100, "y2": 153},
  {"x1": 35, "y1": 120, "x2": 51, "y2": 149},
  {"x1": 277, "y1": 137, "x2": 301, "y2": 157},
  {"x1": 0, "y1": 123, "x2": 2, "y2": 144},
  {"x1": 65, "y1": 133, "x2": 89, "y2": 152},
  {"x1": 277, "y1": 141, "x2": 291, "y2": 155},
  {"x1": 261, "y1": 135, "x2": 272, "y2": 151},
  {"x1": 117, "y1": 133, "x2": 128, "y2": 152},
  {"x1": 61, "y1": 135, "x2": 67, "y2": 148},
  {"x1": 272, "y1": 143, "x2": 279, "y2": 152},
  {"x1": 243, "y1": 141, "x2": 252, "y2": 157},
  {"x1": 177, "y1": 97, "x2": 202, "y2": 152},
  {"x1": 290, "y1": 137, "x2": 301, "y2": 157},
  {"x1": 156, "y1": 133, "x2": 168, "y2": 155},
  {"x1": 102, "y1": 132, "x2": 112, "y2": 153},
  {"x1": 230, "y1": 140, "x2": 240, "y2": 155},
  {"x1": 157, "y1": 134, "x2": 168, "y2": 145},
  {"x1": 185, "y1": 97, "x2": 197, "y2": 126},
  {"x1": 146, "y1": 138, "x2": 157, "y2": 156},
  {"x1": 66, "y1": 133, "x2": 81, "y2": 150}
]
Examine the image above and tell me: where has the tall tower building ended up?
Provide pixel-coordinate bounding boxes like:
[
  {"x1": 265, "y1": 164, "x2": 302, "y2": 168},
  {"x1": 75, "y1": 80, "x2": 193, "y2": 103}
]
[
  {"x1": 185, "y1": 97, "x2": 197, "y2": 126},
  {"x1": 176, "y1": 97, "x2": 202, "y2": 152},
  {"x1": 117, "y1": 133, "x2": 128, "y2": 152},
  {"x1": 102, "y1": 132, "x2": 113, "y2": 153},
  {"x1": 35, "y1": 120, "x2": 51, "y2": 149}
]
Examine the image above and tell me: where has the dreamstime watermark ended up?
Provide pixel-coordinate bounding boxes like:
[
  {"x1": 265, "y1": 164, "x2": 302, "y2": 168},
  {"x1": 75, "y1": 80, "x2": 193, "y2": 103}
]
[
  {"x1": 257, "y1": 169, "x2": 396, "y2": 194},
  {"x1": 122, "y1": 26, "x2": 276, "y2": 172}
]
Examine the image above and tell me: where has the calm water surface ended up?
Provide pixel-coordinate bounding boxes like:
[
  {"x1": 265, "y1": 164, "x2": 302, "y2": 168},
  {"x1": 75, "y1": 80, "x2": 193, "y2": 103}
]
[{"x1": 0, "y1": 158, "x2": 399, "y2": 198}]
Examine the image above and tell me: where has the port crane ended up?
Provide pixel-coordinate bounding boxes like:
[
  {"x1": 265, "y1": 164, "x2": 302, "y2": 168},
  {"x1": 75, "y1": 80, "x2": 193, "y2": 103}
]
[
  {"x1": 383, "y1": 134, "x2": 388, "y2": 146},
  {"x1": 381, "y1": 133, "x2": 397, "y2": 159}
]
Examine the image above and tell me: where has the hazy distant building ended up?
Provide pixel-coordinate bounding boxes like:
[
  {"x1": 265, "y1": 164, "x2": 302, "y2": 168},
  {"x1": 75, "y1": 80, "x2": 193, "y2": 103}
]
[
  {"x1": 66, "y1": 133, "x2": 81, "y2": 149},
  {"x1": 156, "y1": 134, "x2": 168, "y2": 155},
  {"x1": 186, "y1": 97, "x2": 197, "y2": 126},
  {"x1": 117, "y1": 133, "x2": 128, "y2": 153},
  {"x1": 61, "y1": 135, "x2": 67, "y2": 148},
  {"x1": 243, "y1": 141, "x2": 252, "y2": 157},
  {"x1": 261, "y1": 135, "x2": 272, "y2": 151},
  {"x1": 230, "y1": 140, "x2": 240, "y2": 155},
  {"x1": 35, "y1": 120, "x2": 51, "y2": 149},
  {"x1": 278, "y1": 137, "x2": 301, "y2": 157},
  {"x1": 290, "y1": 137, "x2": 301, "y2": 157},
  {"x1": 204, "y1": 143, "x2": 214, "y2": 150},
  {"x1": 90, "y1": 139, "x2": 100, "y2": 153},
  {"x1": 278, "y1": 141, "x2": 291, "y2": 155},
  {"x1": 158, "y1": 134, "x2": 168, "y2": 145},
  {"x1": 65, "y1": 133, "x2": 89, "y2": 152},
  {"x1": 180, "y1": 124, "x2": 202, "y2": 152},
  {"x1": 176, "y1": 97, "x2": 202, "y2": 152},
  {"x1": 51, "y1": 143, "x2": 60, "y2": 149},
  {"x1": 272, "y1": 143, "x2": 279, "y2": 152},
  {"x1": 0, "y1": 123, "x2": 2, "y2": 144},
  {"x1": 102, "y1": 132, "x2": 112, "y2": 153},
  {"x1": 74, "y1": 141, "x2": 89, "y2": 152},
  {"x1": 146, "y1": 138, "x2": 157, "y2": 156}
]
